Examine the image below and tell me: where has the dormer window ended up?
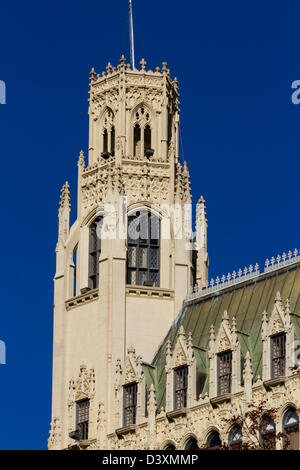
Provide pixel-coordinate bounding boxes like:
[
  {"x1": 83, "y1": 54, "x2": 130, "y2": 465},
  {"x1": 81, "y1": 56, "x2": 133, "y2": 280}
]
[
  {"x1": 76, "y1": 399, "x2": 89, "y2": 441},
  {"x1": 123, "y1": 383, "x2": 137, "y2": 426},
  {"x1": 217, "y1": 350, "x2": 232, "y2": 395},
  {"x1": 271, "y1": 333, "x2": 286, "y2": 378},
  {"x1": 174, "y1": 366, "x2": 188, "y2": 409}
]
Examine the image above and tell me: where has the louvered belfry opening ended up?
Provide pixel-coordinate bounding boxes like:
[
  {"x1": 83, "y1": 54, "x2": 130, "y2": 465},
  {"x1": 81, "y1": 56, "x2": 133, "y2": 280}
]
[
  {"x1": 217, "y1": 350, "x2": 232, "y2": 395},
  {"x1": 174, "y1": 366, "x2": 188, "y2": 409},
  {"x1": 123, "y1": 383, "x2": 137, "y2": 426},
  {"x1": 271, "y1": 333, "x2": 286, "y2": 378}
]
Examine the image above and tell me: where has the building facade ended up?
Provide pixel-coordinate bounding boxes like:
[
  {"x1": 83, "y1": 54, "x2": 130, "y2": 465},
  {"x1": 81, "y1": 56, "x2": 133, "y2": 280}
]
[{"x1": 48, "y1": 56, "x2": 300, "y2": 451}]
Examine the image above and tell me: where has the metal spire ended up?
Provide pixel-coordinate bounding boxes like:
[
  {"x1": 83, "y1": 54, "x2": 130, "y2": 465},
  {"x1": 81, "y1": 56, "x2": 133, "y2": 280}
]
[{"x1": 129, "y1": 0, "x2": 135, "y2": 69}]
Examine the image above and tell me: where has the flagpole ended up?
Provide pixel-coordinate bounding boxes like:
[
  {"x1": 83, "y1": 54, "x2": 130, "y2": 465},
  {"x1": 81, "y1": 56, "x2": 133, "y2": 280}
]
[{"x1": 129, "y1": 0, "x2": 135, "y2": 69}]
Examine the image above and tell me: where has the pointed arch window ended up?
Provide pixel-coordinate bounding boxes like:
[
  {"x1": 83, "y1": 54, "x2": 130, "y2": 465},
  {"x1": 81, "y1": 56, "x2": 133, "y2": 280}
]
[
  {"x1": 217, "y1": 350, "x2": 232, "y2": 395},
  {"x1": 133, "y1": 106, "x2": 153, "y2": 158},
  {"x1": 123, "y1": 382, "x2": 137, "y2": 426},
  {"x1": 88, "y1": 217, "x2": 102, "y2": 289},
  {"x1": 73, "y1": 245, "x2": 78, "y2": 297},
  {"x1": 174, "y1": 366, "x2": 188, "y2": 409},
  {"x1": 133, "y1": 124, "x2": 141, "y2": 157},
  {"x1": 283, "y1": 408, "x2": 299, "y2": 450},
  {"x1": 271, "y1": 333, "x2": 286, "y2": 378},
  {"x1": 260, "y1": 416, "x2": 276, "y2": 450},
  {"x1": 228, "y1": 424, "x2": 242, "y2": 450},
  {"x1": 206, "y1": 431, "x2": 221, "y2": 450},
  {"x1": 76, "y1": 399, "x2": 89, "y2": 441},
  {"x1": 102, "y1": 108, "x2": 115, "y2": 156},
  {"x1": 126, "y1": 210, "x2": 160, "y2": 287},
  {"x1": 184, "y1": 438, "x2": 199, "y2": 450}
]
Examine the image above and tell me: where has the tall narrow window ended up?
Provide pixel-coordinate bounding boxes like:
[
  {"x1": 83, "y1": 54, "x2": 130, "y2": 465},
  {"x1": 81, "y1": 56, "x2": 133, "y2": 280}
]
[
  {"x1": 260, "y1": 416, "x2": 276, "y2": 450},
  {"x1": 126, "y1": 211, "x2": 160, "y2": 287},
  {"x1": 174, "y1": 366, "x2": 188, "y2": 409},
  {"x1": 206, "y1": 431, "x2": 221, "y2": 450},
  {"x1": 283, "y1": 408, "x2": 299, "y2": 450},
  {"x1": 217, "y1": 350, "x2": 232, "y2": 395},
  {"x1": 134, "y1": 124, "x2": 141, "y2": 157},
  {"x1": 73, "y1": 246, "x2": 78, "y2": 297},
  {"x1": 144, "y1": 125, "x2": 151, "y2": 155},
  {"x1": 88, "y1": 217, "x2": 102, "y2": 289},
  {"x1": 103, "y1": 128, "x2": 108, "y2": 153},
  {"x1": 111, "y1": 126, "x2": 115, "y2": 156},
  {"x1": 184, "y1": 438, "x2": 198, "y2": 450},
  {"x1": 123, "y1": 383, "x2": 137, "y2": 426},
  {"x1": 271, "y1": 333, "x2": 286, "y2": 378},
  {"x1": 76, "y1": 399, "x2": 89, "y2": 441},
  {"x1": 228, "y1": 424, "x2": 242, "y2": 450}
]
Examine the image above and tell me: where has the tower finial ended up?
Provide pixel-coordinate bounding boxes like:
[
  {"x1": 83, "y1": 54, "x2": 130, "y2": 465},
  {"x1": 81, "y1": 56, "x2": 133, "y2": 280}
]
[{"x1": 129, "y1": 0, "x2": 135, "y2": 69}]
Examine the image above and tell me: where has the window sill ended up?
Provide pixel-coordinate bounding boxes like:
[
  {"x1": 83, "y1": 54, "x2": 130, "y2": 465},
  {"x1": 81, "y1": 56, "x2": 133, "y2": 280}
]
[
  {"x1": 116, "y1": 424, "x2": 137, "y2": 437},
  {"x1": 210, "y1": 394, "x2": 231, "y2": 406},
  {"x1": 126, "y1": 285, "x2": 174, "y2": 300},
  {"x1": 263, "y1": 376, "x2": 286, "y2": 388},
  {"x1": 68, "y1": 438, "x2": 96, "y2": 450},
  {"x1": 65, "y1": 288, "x2": 99, "y2": 311},
  {"x1": 167, "y1": 408, "x2": 187, "y2": 421}
]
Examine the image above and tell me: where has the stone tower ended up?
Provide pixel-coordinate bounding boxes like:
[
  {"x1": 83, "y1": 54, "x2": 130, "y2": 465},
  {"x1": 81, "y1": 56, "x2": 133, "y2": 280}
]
[{"x1": 49, "y1": 56, "x2": 208, "y2": 450}]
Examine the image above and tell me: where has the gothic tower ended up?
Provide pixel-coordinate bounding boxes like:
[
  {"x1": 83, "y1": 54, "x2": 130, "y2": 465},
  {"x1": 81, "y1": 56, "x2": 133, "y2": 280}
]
[{"x1": 49, "y1": 56, "x2": 208, "y2": 450}]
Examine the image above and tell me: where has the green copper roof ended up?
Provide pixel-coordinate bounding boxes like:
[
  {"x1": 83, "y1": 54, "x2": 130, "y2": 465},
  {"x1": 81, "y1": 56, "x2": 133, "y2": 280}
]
[{"x1": 150, "y1": 262, "x2": 300, "y2": 412}]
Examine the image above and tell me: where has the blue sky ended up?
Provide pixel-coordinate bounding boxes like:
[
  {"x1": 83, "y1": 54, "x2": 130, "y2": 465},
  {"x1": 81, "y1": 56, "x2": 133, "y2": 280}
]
[{"x1": 0, "y1": 0, "x2": 300, "y2": 449}]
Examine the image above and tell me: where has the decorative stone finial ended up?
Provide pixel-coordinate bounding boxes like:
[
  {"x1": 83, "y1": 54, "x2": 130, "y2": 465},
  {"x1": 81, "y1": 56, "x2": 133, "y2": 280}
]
[
  {"x1": 140, "y1": 58, "x2": 147, "y2": 71},
  {"x1": 78, "y1": 150, "x2": 85, "y2": 169},
  {"x1": 59, "y1": 182, "x2": 70, "y2": 209},
  {"x1": 275, "y1": 291, "x2": 282, "y2": 304},
  {"x1": 127, "y1": 345, "x2": 135, "y2": 356},
  {"x1": 178, "y1": 325, "x2": 185, "y2": 337},
  {"x1": 161, "y1": 62, "x2": 168, "y2": 73},
  {"x1": 89, "y1": 67, "x2": 96, "y2": 83},
  {"x1": 106, "y1": 62, "x2": 113, "y2": 75},
  {"x1": 173, "y1": 77, "x2": 179, "y2": 92},
  {"x1": 118, "y1": 55, "x2": 126, "y2": 70}
]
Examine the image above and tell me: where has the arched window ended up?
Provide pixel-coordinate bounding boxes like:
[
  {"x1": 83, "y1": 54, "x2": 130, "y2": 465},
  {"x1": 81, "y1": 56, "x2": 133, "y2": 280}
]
[
  {"x1": 103, "y1": 128, "x2": 108, "y2": 153},
  {"x1": 271, "y1": 333, "x2": 286, "y2": 378},
  {"x1": 185, "y1": 438, "x2": 199, "y2": 450},
  {"x1": 260, "y1": 415, "x2": 276, "y2": 450},
  {"x1": 283, "y1": 408, "x2": 299, "y2": 450},
  {"x1": 228, "y1": 424, "x2": 242, "y2": 450},
  {"x1": 217, "y1": 350, "x2": 232, "y2": 395},
  {"x1": 111, "y1": 126, "x2": 115, "y2": 156},
  {"x1": 123, "y1": 382, "x2": 137, "y2": 426},
  {"x1": 73, "y1": 245, "x2": 78, "y2": 297},
  {"x1": 88, "y1": 217, "x2": 102, "y2": 289},
  {"x1": 206, "y1": 431, "x2": 221, "y2": 450},
  {"x1": 164, "y1": 444, "x2": 176, "y2": 450},
  {"x1": 133, "y1": 106, "x2": 153, "y2": 158},
  {"x1": 126, "y1": 210, "x2": 160, "y2": 287},
  {"x1": 144, "y1": 125, "x2": 151, "y2": 155},
  {"x1": 134, "y1": 124, "x2": 141, "y2": 157},
  {"x1": 102, "y1": 108, "x2": 115, "y2": 157}
]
